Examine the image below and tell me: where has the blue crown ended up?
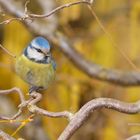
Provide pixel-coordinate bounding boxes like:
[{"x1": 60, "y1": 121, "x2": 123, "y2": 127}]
[{"x1": 31, "y1": 37, "x2": 51, "y2": 50}]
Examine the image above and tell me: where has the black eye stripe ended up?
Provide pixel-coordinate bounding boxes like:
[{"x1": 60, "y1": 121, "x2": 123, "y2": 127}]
[
  {"x1": 34, "y1": 48, "x2": 43, "y2": 53},
  {"x1": 29, "y1": 44, "x2": 41, "y2": 53}
]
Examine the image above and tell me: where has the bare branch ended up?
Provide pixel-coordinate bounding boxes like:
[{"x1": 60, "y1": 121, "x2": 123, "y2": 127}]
[
  {"x1": 28, "y1": 1, "x2": 90, "y2": 18},
  {"x1": 0, "y1": 87, "x2": 25, "y2": 103},
  {"x1": 28, "y1": 92, "x2": 74, "y2": 120},
  {"x1": 0, "y1": 130, "x2": 16, "y2": 140},
  {"x1": 1, "y1": 89, "x2": 140, "y2": 140},
  {"x1": 28, "y1": 105, "x2": 74, "y2": 121},
  {"x1": 1, "y1": 1, "x2": 140, "y2": 139},
  {"x1": 87, "y1": 5, "x2": 138, "y2": 70},
  {"x1": 29, "y1": 92, "x2": 42, "y2": 105},
  {"x1": 58, "y1": 98, "x2": 140, "y2": 140},
  {"x1": 0, "y1": 88, "x2": 26, "y2": 120},
  {"x1": 55, "y1": 33, "x2": 140, "y2": 86},
  {"x1": 1, "y1": 0, "x2": 140, "y2": 86},
  {"x1": 0, "y1": 0, "x2": 90, "y2": 24},
  {"x1": 24, "y1": 0, "x2": 30, "y2": 15},
  {"x1": 0, "y1": 17, "x2": 21, "y2": 25},
  {"x1": 0, "y1": 44, "x2": 16, "y2": 58},
  {"x1": 0, "y1": 0, "x2": 57, "y2": 36}
]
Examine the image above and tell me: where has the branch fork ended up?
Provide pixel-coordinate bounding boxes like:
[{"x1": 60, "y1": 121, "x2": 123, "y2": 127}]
[{"x1": 0, "y1": 88, "x2": 140, "y2": 140}]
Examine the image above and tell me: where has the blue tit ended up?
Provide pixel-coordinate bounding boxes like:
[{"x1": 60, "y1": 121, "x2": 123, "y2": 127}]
[{"x1": 15, "y1": 37, "x2": 56, "y2": 93}]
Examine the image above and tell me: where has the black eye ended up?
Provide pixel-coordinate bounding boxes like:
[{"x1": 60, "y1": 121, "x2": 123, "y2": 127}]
[{"x1": 36, "y1": 48, "x2": 42, "y2": 53}]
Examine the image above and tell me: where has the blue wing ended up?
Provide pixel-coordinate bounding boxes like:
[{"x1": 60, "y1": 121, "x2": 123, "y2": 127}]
[{"x1": 51, "y1": 59, "x2": 56, "y2": 70}]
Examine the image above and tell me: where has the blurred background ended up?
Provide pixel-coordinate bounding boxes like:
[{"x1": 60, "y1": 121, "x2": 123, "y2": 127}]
[{"x1": 0, "y1": 0, "x2": 140, "y2": 140}]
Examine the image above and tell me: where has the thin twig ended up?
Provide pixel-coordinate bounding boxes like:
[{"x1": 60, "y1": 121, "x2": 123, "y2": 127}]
[
  {"x1": 28, "y1": 105, "x2": 74, "y2": 121},
  {"x1": 0, "y1": 17, "x2": 22, "y2": 25},
  {"x1": 87, "y1": 5, "x2": 138, "y2": 71},
  {"x1": 0, "y1": 44, "x2": 16, "y2": 58},
  {"x1": 28, "y1": 1, "x2": 90, "y2": 18},
  {"x1": 0, "y1": 88, "x2": 26, "y2": 120},
  {"x1": 0, "y1": 0, "x2": 90, "y2": 25},
  {"x1": 0, "y1": 87, "x2": 25, "y2": 103},
  {"x1": 28, "y1": 92, "x2": 74, "y2": 120},
  {"x1": 24, "y1": 0, "x2": 30, "y2": 14}
]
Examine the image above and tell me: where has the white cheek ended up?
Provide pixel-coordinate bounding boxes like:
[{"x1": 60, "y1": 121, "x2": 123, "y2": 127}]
[{"x1": 27, "y1": 47, "x2": 44, "y2": 60}]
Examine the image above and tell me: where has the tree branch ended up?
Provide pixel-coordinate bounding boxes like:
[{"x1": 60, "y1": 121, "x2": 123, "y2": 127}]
[
  {"x1": 58, "y1": 98, "x2": 140, "y2": 140},
  {"x1": 28, "y1": 1, "x2": 90, "y2": 18},
  {"x1": 0, "y1": 0, "x2": 57, "y2": 36},
  {"x1": 3, "y1": 89, "x2": 140, "y2": 140},
  {"x1": 0, "y1": 87, "x2": 25, "y2": 104},
  {"x1": 28, "y1": 105, "x2": 74, "y2": 120},
  {"x1": 0, "y1": 0, "x2": 90, "y2": 25},
  {"x1": 1, "y1": 89, "x2": 140, "y2": 140},
  {"x1": 0, "y1": 130, "x2": 16, "y2": 140},
  {"x1": 1, "y1": 0, "x2": 140, "y2": 86},
  {"x1": 0, "y1": 1, "x2": 140, "y2": 140},
  {"x1": 0, "y1": 44, "x2": 16, "y2": 58},
  {"x1": 55, "y1": 33, "x2": 140, "y2": 86}
]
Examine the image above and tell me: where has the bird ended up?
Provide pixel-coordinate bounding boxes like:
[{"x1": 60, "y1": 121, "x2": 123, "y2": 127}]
[{"x1": 15, "y1": 37, "x2": 56, "y2": 93}]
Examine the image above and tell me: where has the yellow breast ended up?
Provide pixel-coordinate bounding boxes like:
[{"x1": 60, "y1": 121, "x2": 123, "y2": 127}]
[{"x1": 15, "y1": 55, "x2": 55, "y2": 89}]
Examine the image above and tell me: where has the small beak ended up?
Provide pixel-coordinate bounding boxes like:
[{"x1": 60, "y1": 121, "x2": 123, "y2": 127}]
[
  {"x1": 42, "y1": 48, "x2": 51, "y2": 56},
  {"x1": 45, "y1": 52, "x2": 51, "y2": 57}
]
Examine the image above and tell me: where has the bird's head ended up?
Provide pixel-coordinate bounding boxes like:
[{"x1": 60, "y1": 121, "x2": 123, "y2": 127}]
[{"x1": 24, "y1": 37, "x2": 51, "y2": 63}]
